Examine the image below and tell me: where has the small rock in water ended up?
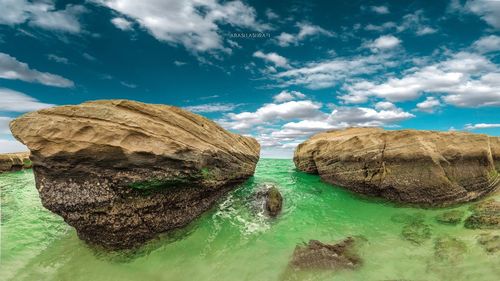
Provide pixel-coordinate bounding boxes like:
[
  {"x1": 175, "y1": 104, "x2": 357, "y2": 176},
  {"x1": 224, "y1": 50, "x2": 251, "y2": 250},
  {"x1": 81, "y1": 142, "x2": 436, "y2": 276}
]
[
  {"x1": 464, "y1": 199, "x2": 500, "y2": 229},
  {"x1": 477, "y1": 233, "x2": 500, "y2": 253},
  {"x1": 289, "y1": 237, "x2": 362, "y2": 270},
  {"x1": 401, "y1": 221, "x2": 432, "y2": 245},
  {"x1": 391, "y1": 213, "x2": 425, "y2": 224},
  {"x1": 253, "y1": 184, "x2": 283, "y2": 218},
  {"x1": 435, "y1": 210, "x2": 464, "y2": 225}
]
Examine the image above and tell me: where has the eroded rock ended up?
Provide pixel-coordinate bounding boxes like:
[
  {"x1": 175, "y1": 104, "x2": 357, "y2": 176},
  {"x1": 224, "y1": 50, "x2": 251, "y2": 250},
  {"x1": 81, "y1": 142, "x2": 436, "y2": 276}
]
[
  {"x1": 289, "y1": 237, "x2": 362, "y2": 270},
  {"x1": 10, "y1": 100, "x2": 260, "y2": 249},
  {"x1": 0, "y1": 152, "x2": 31, "y2": 173},
  {"x1": 294, "y1": 128, "x2": 500, "y2": 206}
]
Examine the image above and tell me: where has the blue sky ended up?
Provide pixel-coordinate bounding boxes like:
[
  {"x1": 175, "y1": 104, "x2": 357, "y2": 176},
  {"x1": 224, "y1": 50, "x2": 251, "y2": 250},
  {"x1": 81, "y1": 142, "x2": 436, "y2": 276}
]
[{"x1": 0, "y1": 0, "x2": 499, "y2": 158}]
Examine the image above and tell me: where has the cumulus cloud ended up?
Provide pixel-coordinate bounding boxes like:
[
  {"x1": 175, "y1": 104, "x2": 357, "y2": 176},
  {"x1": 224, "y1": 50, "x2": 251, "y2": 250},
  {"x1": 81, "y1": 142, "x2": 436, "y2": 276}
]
[
  {"x1": 220, "y1": 100, "x2": 324, "y2": 131},
  {"x1": 465, "y1": 0, "x2": 500, "y2": 29},
  {"x1": 0, "y1": 52, "x2": 74, "y2": 87},
  {"x1": 371, "y1": 6, "x2": 390, "y2": 14},
  {"x1": 92, "y1": 0, "x2": 268, "y2": 53},
  {"x1": 273, "y1": 90, "x2": 306, "y2": 102},
  {"x1": 0, "y1": 0, "x2": 85, "y2": 33},
  {"x1": 276, "y1": 22, "x2": 334, "y2": 47},
  {"x1": 367, "y1": 35, "x2": 401, "y2": 51},
  {"x1": 111, "y1": 17, "x2": 133, "y2": 31},
  {"x1": 464, "y1": 123, "x2": 500, "y2": 130},
  {"x1": 253, "y1": 51, "x2": 290, "y2": 68},
  {"x1": 416, "y1": 97, "x2": 441, "y2": 113},
  {"x1": 365, "y1": 10, "x2": 436, "y2": 35},
  {"x1": 0, "y1": 88, "x2": 54, "y2": 112},
  {"x1": 341, "y1": 52, "x2": 500, "y2": 107},
  {"x1": 473, "y1": 35, "x2": 500, "y2": 53},
  {"x1": 184, "y1": 103, "x2": 241, "y2": 113}
]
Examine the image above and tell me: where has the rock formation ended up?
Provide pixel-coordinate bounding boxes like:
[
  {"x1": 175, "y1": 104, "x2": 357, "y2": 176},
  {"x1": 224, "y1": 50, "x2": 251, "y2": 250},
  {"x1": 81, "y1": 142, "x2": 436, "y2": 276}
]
[
  {"x1": 289, "y1": 238, "x2": 362, "y2": 270},
  {"x1": 464, "y1": 199, "x2": 500, "y2": 229},
  {"x1": 294, "y1": 128, "x2": 500, "y2": 206},
  {"x1": 0, "y1": 152, "x2": 31, "y2": 173},
  {"x1": 10, "y1": 100, "x2": 260, "y2": 249}
]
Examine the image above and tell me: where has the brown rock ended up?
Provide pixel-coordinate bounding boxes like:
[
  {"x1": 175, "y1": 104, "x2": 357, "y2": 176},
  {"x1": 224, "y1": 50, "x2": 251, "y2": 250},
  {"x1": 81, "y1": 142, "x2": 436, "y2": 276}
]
[
  {"x1": 10, "y1": 100, "x2": 260, "y2": 249},
  {"x1": 294, "y1": 128, "x2": 500, "y2": 206},
  {"x1": 289, "y1": 237, "x2": 362, "y2": 270},
  {"x1": 0, "y1": 152, "x2": 31, "y2": 173}
]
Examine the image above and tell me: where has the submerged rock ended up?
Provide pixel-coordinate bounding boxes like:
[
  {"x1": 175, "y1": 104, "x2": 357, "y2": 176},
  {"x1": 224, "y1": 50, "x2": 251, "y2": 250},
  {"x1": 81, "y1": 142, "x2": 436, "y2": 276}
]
[
  {"x1": 294, "y1": 128, "x2": 500, "y2": 206},
  {"x1": 289, "y1": 237, "x2": 362, "y2": 270},
  {"x1": 433, "y1": 236, "x2": 467, "y2": 263},
  {"x1": 464, "y1": 199, "x2": 500, "y2": 229},
  {"x1": 252, "y1": 184, "x2": 283, "y2": 217},
  {"x1": 0, "y1": 152, "x2": 31, "y2": 173},
  {"x1": 10, "y1": 100, "x2": 260, "y2": 249},
  {"x1": 435, "y1": 210, "x2": 464, "y2": 225},
  {"x1": 477, "y1": 233, "x2": 500, "y2": 253},
  {"x1": 401, "y1": 221, "x2": 432, "y2": 245},
  {"x1": 390, "y1": 213, "x2": 425, "y2": 224}
]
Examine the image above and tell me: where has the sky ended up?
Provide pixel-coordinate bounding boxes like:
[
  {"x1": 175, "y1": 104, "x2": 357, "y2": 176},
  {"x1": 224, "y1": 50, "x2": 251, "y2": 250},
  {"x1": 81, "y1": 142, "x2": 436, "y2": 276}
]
[{"x1": 0, "y1": 0, "x2": 499, "y2": 158}]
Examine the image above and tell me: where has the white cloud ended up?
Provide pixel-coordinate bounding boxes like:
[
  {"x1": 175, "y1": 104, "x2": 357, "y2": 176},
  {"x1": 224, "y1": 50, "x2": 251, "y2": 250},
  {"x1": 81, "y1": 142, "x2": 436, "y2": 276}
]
[
  {"x1": 365, "y1": 22, "x2": 397, "y2": 32},
  {"x1": 416, "y1": 96, "x2": 441, "y2": 113},
  {"x1": 273, "y1": 90, "x2": 306, "y2": 102},
  {"x1": 111, "y1": 17, "x2": 133, "y2": 31},
  {"x1": 371, "y1": 6, "x2": 390, "y2": 14},
  {"x1": 120, "y1": 81, "x2": 137, "y2": 88},
  {"x1": 0, "y1": 0, "x2": 85, "y2": 33},
  {"x1": 0, "y1": 52, "x2": 74, "y2": 87},
  {"x1": 92, "y1": 0, "x2": 268, "y2": 53},
  {"x1": 464, "y1": 123, "x2": 500, "y2": 130},
  {"x1": 184, "y1": 103, "x2": 241, "y2": 113},
  {"x1": 47, "y1": 54, "x2": 69, "y2": 64},
  {"x1": 274, "y1": 52, "x2": 396, "y2": 89},
  {"x1": 253, "y1": 51, "x2": 290, "y2": 68},
  {"x1": 0, "y1": 88, "x2": 54, "y2": 112},
  {"x1": 276, "y1": 22, "x2": 334, "y2": 47},
  {"x1": 473, "y1": 35, "x2": 500, "y2": 53},
  {"x1": 220, "y1": 100, "x2": 324, "y2": 131},
  {"x1": 0, "y1": 139, "x2": 28, "y2": 153},
  {"x1": 174, "y1": 60, "x2": 187, "y2": 66},
  {"x1": 341, "y1": 52, "x2": 500, "y2": 107},
  {"x1": 368, "y1": 35, "x2": 401, "y2": 50},
  {"x1": 398, "y1": 10, "x2": 437, "y2": 36},
  {"x1": 466, "y1": 0, "x2": 500, "y2": 29}
]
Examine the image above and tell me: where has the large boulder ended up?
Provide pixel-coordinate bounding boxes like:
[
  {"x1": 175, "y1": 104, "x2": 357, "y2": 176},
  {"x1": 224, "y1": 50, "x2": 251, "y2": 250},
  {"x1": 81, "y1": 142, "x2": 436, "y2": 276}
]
[
  {"x1": 10, "y1": 100, "x2": 260, "y2": 249},
  {"x1": 294, "y1": 128, "x2": 500, "y2": 206},
  {"x1": 0, "y1": 152, "x2": 31, "y2": 173}
]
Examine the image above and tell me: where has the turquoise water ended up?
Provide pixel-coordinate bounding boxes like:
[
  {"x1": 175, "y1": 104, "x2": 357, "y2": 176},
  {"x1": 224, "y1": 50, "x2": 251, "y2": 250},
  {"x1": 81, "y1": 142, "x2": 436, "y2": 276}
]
[{"x1": 1, "y1": 159, "x2": 499, "y2": 281}]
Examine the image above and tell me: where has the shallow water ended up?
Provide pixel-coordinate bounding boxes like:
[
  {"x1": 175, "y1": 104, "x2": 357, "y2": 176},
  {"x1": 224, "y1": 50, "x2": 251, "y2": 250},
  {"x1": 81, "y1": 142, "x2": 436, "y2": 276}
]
[{"x1": 1, "y1": 159, "x2": 499, "y2": 281}]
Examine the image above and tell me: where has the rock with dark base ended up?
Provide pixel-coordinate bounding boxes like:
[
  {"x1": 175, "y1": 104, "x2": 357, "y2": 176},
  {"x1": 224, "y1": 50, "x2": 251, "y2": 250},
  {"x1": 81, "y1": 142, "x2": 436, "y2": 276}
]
[
  {"x1": 289, "y1": 237, "x2": 362, "y2": 270},
  {"x1": 10, "y1": 100, "x2": 260, "y2": 249},
  {"x1": 0, "y1": 152, "x2": 31, "y2": 173},
  {"x1": 477, "y1": 233, "x2": 500, "y2": 253},
  {"x1": 294, "y1": 128, "x2": 500, "y2": 206}
]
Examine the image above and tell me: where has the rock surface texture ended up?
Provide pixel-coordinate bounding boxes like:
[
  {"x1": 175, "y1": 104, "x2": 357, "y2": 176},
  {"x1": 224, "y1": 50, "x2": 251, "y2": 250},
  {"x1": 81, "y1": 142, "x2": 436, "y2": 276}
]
[
  {"x1": 10, "y1": 100, "x2": 260, "y2": 249},
  {"x1": 289, "y1": 238, "x2": 362, "y2": 270},
  {"x1": 0, "y1": 152, "x2": 31, "y2": 173},
  {"x1": 294, "y1": 128, "x2": 500, "y2": 206}
]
